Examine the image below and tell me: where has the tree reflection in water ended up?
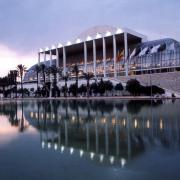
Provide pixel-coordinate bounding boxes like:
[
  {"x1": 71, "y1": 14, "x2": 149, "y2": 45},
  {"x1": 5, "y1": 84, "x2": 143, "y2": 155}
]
[{"x1": 0, "y1": 99, "x2": 179, "y2": 166}]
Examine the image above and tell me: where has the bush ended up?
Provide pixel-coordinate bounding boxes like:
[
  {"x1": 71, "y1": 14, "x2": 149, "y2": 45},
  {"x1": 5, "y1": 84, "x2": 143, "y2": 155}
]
[
  {"x1": 104, "y1": 80, "x2": 113, "y2": 92},
  {"x1": 90, "y1": 82, "x2": 98, "y2": 95},
  {"x1": 115, "y1": 83, "x2": 123, "y2": 91},
  {"x1": 98, "y1": 79, "x2": 106, "y2": 95},
  {"x1": 126, "y1": 79, "x2": 141, "y2": 96},
  {"x1": 78, "y1": 84, "x2": 87, "y2": 96},
  {"x1": 69, "y1": 83, "x2": 77, "y2": 96}
]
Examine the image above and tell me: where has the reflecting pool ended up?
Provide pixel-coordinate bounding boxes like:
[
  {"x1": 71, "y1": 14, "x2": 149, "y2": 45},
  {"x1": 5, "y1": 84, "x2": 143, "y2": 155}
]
[{"x1": 0, "y1": 99, "x2": 180, "y2": 180}]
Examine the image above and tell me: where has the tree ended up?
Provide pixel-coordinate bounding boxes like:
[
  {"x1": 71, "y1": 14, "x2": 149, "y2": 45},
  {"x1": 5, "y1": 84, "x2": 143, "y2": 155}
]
[
  {"x1": 10, "y1": 70, "x2": 18, "y2": 98},
  {"x1": 17, "y1": 64, "x2": 27, "y2": 98},
  {"x1": 72, "y1": 64, "x2": 81, "y2": 97},
  {"x1": 50, "y1": 65, "x2": 58, "y2": 97},
  {"x1": 45, "y1": 66, "x2": 51, "y2": 83},
  {"x1": 83, "y1": 72, "x2": 94, "y2": 97},
  {"x1": 35, "y1": 65, "x2": 41, "y2": 90},
  {"x1": 7, "y1": 70, "x2": 18, "y2": 98},
  {"x1": 0, "y1": 77, "x2": 9, "y2": 97},
  {"x1": 45, "y1": 65, "x2": 58, "y2": 97},
  {"x1": 90, "y1": 82, "x2": 98, "y2": 96},
  {"x1": 126, "y1": 79, "x2": 141, "y2": 96},
  {"x1": 63, "y1": 75, "x2": 69, "y2": 97},
  {"x1": 69, "y1": 83, "x2": 77, "y2": 96},
  {"x1": 40, "y1": 64, "x2": 46, "y2": 85},
  {"x1": 58, "y1": 68, "x2": 69, "y2": 97}
]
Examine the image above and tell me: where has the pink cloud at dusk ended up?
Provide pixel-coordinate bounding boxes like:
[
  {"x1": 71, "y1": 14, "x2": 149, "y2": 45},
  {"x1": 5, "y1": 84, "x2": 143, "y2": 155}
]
[{"x1": 0, "y1": 44, "x2": 37, "y2": 77}]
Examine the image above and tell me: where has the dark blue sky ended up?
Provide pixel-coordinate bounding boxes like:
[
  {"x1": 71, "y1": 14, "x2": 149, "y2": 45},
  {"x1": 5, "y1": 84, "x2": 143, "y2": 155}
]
[{"x1": 0, "y1": 0, "x2": 179, "y2": 75}]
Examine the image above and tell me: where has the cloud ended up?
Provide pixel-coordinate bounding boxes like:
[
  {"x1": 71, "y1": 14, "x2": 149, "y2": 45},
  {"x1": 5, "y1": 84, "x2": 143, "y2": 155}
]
[
  {"x1": 0, "y1": 0, "x2": 180, "y2": 77},
  {"x1": 0, "y1": 43, "x2": 36, "y2": 76}
]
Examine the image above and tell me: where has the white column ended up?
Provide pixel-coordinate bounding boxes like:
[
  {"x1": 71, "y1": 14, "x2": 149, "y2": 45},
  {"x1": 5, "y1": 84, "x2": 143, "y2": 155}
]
[
  {"x1": 105, "y1": 122, "x2": 109, "y2": 155},
  {"x1": 56, "y1": 48, "x2": 59, "y2": 68},
  {"x1": 50, "y1": 50, "x2": 52, "y2": 66},
  {"x1": 95, "y1": 121, "x2": 99, "y2": 153},
  {"x1": 124, "y1": 32, "x2": 128, "y2": 76},
  {"x1": 103, "y1": 37, "x2": 106, "y2": 77},
  {"x1": 86, "y1": 124, "x2": 90, "y2": 151},
  {"x1": 115, "y1": 119, "x2": 119, "y2": 156},
  {"x1": 56, "y1": 48, "x2": 59, "y2": 82},
  {"x1": 38, "y1": 52, "x2": 40, "y2": 65},
  {"x1": 43, "y1": 52, "x2": 46, "y2": 84},
  {"x1": 38, "y1": 52, "x2": 41, "y2": 85},
  {"x1": 127, "y1": 116, "x2": 131, "y2": 160},
  {"x1": 49, "y1": 50, "x2": 52, "y2": 98},
  {"x1": 58, "y1": 125, "x2": 61, "y2": 146},
  {"x1": 113, "y1": 35, "x2": 117, "y2": 78},
  {"x1": 93, "y1": 40, "x2": 96, "y2": 77},
  {"x1": 65, "y1": 121, "x2": 68, "y2": 146},
  {"x1": 44, "y1": 52, "x2": 46, "y2": 63},
  {"x1": 63, "y1": 46, "x2": 66, "y2": 76},
  {"x1": 84, "y1": 42, "x2": 87, "y2": 73}
]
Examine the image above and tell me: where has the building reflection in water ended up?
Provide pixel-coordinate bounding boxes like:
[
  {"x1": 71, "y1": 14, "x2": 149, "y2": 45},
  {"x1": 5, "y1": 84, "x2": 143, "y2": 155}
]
[
  {"x1": 1, "y1": 99, "x2": 180, "y2": 167},
  {"x1": 22, "y1": 99, "x2": 180, "y2": 166}
]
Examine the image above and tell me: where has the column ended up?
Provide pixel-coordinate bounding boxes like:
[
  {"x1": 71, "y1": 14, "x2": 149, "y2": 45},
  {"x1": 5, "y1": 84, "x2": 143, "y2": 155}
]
[
  {"x1": 113, "y1": 35, "x2": 117, "y2": 78},
  {"x1": 49, "y1": 50, "x2": 52, "y2": 98},
  {"x1": 58, "y1": 125, "x2": 61, "y2": 146},
  {"x1": 56, "y1": 48, "x2": 59, "y2": 82},
  {"x1": 103, "y1": 37, "x2": 106, "y2": 77},
  {"x1": 84, "y1": 42, "x2": 87, "y2": 73},
  {"x1": 65, "y1": 121, "x2": 68, "y2": 146},
  {"x1": 105, "y1": 122, "x2": 109, "y2": 155},
  {"x1": 86, "y1": 124, "x2": 90, "y2": 151},
  {"x1": 93, "y1": 40, "x2": 96, "y2": 77},
  {"x1": 63, "y1": 46, "x2": 66, "y2": 76},
  {"x1": 38, "y1": 52, "x2": 41, "y2": 85},
  {"x1": 124, "y1": 32, "x2": 128, "y2": 76},
  {"x1": 115, "y1": 119, "x2": 120, "y2": 156},
  {"x1": 38, "y1": 52, "x2": 40, "y2": 65},
  {"x1": 44, "y1": 51, "x2": 46, "y2": 63},
  {"x1": 95, "y1": 121, "x2": 99, "y2": 153},
  {"x1": 127, "y1": 116, "x2": 131, "y2": 160},
  {"x1": 44, "y1": 52, "x2": 46, "y2": 83}
]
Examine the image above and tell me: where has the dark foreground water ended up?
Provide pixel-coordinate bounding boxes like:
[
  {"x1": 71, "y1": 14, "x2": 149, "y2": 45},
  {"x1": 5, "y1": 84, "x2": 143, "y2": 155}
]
[{"x1": 0, "y1": 99, "x2": 180, "y2": 180}]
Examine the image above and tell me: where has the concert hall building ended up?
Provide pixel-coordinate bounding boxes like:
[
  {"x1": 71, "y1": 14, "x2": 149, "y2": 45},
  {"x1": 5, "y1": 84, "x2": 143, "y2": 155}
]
[{"x1": 24, "y1": 25, "x2": 180, "y2": 85}]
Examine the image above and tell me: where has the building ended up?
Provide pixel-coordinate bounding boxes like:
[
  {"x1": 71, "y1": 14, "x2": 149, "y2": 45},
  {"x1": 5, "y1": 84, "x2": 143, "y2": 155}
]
[{"x1": 24, "y1": 25, "x2": 180, "y2": 94}]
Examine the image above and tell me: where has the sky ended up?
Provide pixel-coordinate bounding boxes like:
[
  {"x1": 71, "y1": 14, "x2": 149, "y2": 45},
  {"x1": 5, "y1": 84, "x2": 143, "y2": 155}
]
[{"x1": 0, "y1": 0, "x2": 180, "y2": 76}]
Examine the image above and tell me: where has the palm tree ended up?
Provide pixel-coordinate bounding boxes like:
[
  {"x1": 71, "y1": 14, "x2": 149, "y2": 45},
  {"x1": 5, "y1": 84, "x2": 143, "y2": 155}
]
[
  {"x1": 62, "y1": 73, "x2": 69, "y2": 97},
  {"x1": 58, "y1": 68, "x2": 69, "y2": 97},
  {"x1": 83, "y1": 72, "x2": 94, "y2": 97},
  {"x1": 35, "y1": 65, "x2": 41, "y2": 90},
  {"x1": 72, "y1": 64, "x2": 80, "y2": 97},
  {"x1": 50, "y1": 65, "x2": 58, "y2": 86},
  {"x1": 45, "y1": 66, "x2": 52, "y2": 96},
  {"x1": 0, "y1": 76, "x2": 9, "y2": 97},
  {"x1": 45, "y1": 66, "x2": 51, "y2": 82},
  {"x1": 17, "y1": 64, "x2": 27, "y2": 98},
  {"x1": 40, "y1": 64, "x2": 46, "y2": 85},
  {"x1": 50, "y1": 65, "x2": 58, "y2": 97},
  {"x1": 10, "y1": 70, "x2": 18, "y2": 98}
]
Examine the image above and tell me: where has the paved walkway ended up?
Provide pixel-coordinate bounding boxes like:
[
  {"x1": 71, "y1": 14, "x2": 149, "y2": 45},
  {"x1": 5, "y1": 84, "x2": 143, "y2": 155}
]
[{"x1": 0, "y1": 96, "x2": 179, "y2": 101}]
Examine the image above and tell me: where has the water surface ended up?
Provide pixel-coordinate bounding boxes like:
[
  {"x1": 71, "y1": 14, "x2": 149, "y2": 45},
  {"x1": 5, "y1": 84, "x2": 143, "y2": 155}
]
[{"x1": 0, "y1": 99, "x2": 180, "y2": 180}]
